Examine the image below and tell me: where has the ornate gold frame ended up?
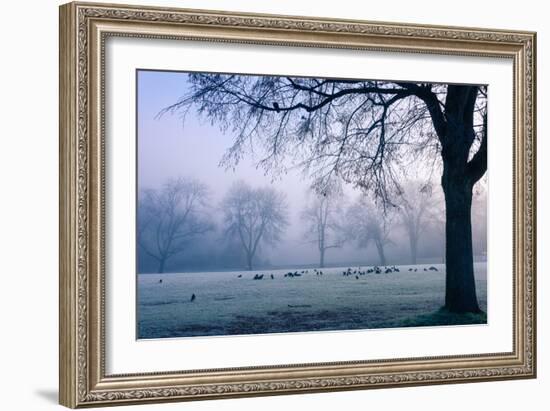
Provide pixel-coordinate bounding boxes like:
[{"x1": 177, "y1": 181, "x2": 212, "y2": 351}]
[{"x1": 59, "y1": 1, "x2": 536, "y2": 408}]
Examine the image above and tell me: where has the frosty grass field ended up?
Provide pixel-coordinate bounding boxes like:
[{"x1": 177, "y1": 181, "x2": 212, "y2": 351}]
[{"x1": 137, "y1": 263, "x2": 487, "y2": 339}]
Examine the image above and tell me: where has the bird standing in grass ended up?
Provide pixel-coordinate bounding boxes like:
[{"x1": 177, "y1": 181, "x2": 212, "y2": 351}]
[{"x1": 190, "y1": 293, "x2": 196, "y2": 302}]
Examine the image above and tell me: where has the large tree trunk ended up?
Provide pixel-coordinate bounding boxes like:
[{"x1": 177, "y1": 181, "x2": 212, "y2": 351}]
[
  {"x1": 435, "y1": 85, "x2": 484, "y2": 314},
  {"x1": 441, "y1": 162, "x2": 480, "y2": 313},
  {"x1": 319, "y1": 248, "x2": 325, "y2": 268}
]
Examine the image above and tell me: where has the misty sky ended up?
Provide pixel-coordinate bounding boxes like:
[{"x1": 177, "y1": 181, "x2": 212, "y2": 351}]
[
  {"x1": 136, "y1": 70, "x2": 485, "y2": 268},
  {"x1": 137, "y1": 70, "x2": 357, "y2": 265}
]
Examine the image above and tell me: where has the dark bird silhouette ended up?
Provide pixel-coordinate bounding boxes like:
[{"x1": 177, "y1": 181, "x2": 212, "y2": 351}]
[
  {"x1": 237, "y1": 274, "x2": 242, "y2": 278},
  {"x1": 355, "y1": 275, "x2": 359, "y2": 280},
  {"x1": 271, "y1": 274, "x2": 274, "y2": 279},
  {"x1": 158, "y1": 279, "x2": 163, "y2": 284},
  {"x1": 272, "y1": 102, "x2": 280, "y2": 112},
  {"x1": 190, "y1": 293, "x2": 196, "y2": 302},
  {"x1": 429, "y1": 266, "x2": 439, "y2": 271}
]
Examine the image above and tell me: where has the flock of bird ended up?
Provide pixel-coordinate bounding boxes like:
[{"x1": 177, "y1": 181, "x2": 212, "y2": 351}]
[
  {"x1": 245, "y1": 265, "x2": 440, "y2": 281},
  {"x1": 155, "y1": 265, "x2": 441, "y2": 302},
  {"x1": 409, "y1": 266, "x2": 439, "y2": 272}
]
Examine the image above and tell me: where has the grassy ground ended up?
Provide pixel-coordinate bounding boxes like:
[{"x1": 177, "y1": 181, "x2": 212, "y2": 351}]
[
  {"x1": 138, "y1": 262, "x2": 488, "y2": 339},
  {"x1": 398, "y1": 307, "x2": 487, "y2": 328}
]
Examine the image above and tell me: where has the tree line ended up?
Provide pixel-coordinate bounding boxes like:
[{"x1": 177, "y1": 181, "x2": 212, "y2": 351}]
[{"x1": 138, "y1": 177, "x2": 484, "y2": 273}]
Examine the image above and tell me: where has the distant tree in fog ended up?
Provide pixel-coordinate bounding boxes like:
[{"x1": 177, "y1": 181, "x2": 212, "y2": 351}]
[
  {"x1": 471, "y1": 181, "x2": 487, "y2": 257},
  {"x1": 138, "y1": 177, "x2": 213, "y2": 273},
  {"x1": 346, "y1": 197, "x2": 393, "y2": 266},
  {"x1": 221, "y1": 181, "x2": 288, "y2": 270},
  {"x1": 395, "y1": 181, "x2": 437, "y2": 264},
  {"x1": 301, "y1": 186, "x2": 346, "y2": 268}
]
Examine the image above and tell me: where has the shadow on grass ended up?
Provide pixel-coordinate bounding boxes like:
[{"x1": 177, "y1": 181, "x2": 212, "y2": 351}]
[{"x1": 398, "y1": 307, "x2": 487, "y2": 328}]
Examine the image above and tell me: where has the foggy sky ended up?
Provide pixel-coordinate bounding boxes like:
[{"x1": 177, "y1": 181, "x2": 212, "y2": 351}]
[{"x1": 137, "y1": 70, "x2": 486, "y2": 269}]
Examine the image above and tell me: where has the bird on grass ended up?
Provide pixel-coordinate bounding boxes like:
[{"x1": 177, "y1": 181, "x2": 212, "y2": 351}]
[
  {"x1": 271, "y1": 274, "x2": 274, "y2": 279},
  {"x1": 158, "y1": 279, "x2": 163, "y2": 284},
  {"x1": 190, "y1": 293, "x2": 196, "y2": 302}
]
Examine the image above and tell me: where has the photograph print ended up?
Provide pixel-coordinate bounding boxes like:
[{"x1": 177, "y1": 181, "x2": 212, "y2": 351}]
[{"x1": 136, "y1": 70, "x2": 488, "y2": 339}]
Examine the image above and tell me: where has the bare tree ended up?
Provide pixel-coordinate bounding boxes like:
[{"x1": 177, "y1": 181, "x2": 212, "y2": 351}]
[
  {"x1": 301, "y1": 186, "x2": 346, "y2": 268},
  {"x1": 138, "y1": 177, "x2": 213, "y2": 273},
  {"x1": 164, "y1": 74, "x2": 487, "y2": 313},
  {"x1": 346, "y1": 197, "x2": 393, "y2": 266},
  {"x1": 471, "y1": 180, "x2": 488, "y2": 258},
  {"x1": 221, "y1": 181, "x2": 288, "y2": 270},
  {"x1": 395, "y1": 181, "x2": 438, "y2": 265}
]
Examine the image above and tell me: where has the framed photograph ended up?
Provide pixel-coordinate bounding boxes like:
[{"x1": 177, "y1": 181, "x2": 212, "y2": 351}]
[{"x1": 59, "y1": 1, "x2": 536, "y2": 408}]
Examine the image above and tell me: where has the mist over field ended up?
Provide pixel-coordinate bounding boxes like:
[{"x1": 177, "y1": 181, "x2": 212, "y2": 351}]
[
  {"x1": 136, "y1": 70, "x2": 488, "y2": 337},
  {"x1": 137, "y1": 71, "x2": 487, "y2": 274},
  {"x1": 138, "y1": 263, "x2": 487, "y2": 338}
]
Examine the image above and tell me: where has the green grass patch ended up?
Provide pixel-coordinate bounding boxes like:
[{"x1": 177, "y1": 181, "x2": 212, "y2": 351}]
[{"x1": 398, "y1": 307, "x2": 487, "y2": 328}]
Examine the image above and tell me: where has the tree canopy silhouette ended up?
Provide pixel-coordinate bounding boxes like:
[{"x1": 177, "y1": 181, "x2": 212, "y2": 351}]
[
  {"x1": 138, "y1": 177, "x2": 213, "y2": 273},
  {"x1": 301, "y1": 186, "x2": 346, "y2": 268},
  {"x1": 221, "y1": 181, "x2": 288, "y2": 271}
]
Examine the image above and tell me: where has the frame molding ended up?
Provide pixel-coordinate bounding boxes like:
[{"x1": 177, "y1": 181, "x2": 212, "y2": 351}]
[{"x1": 59, "y1": 2, "x2": 536, "y2": 408}]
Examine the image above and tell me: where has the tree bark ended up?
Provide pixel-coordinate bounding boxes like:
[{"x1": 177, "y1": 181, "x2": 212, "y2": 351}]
[
  {"x1": 320, "y1": 248, "x2": 325, "y2": 268},
  {"x1": 435, "y1": 85, "x2": 483, "y2": 314},
  {"x1": 442, "y1": 170, "x2": 480, "y2": 313}
]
